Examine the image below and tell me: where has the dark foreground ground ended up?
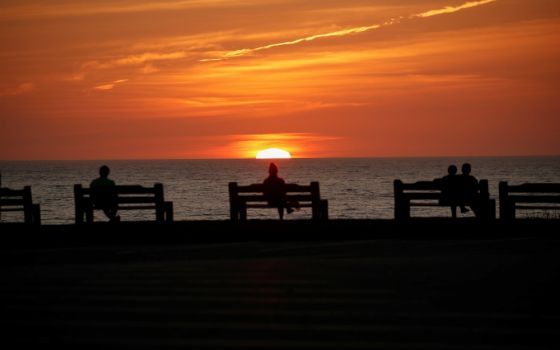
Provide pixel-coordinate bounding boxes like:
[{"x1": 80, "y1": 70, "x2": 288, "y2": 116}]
[{"x1": 1, "y1": 219, "x2": 560, "y2": 349}]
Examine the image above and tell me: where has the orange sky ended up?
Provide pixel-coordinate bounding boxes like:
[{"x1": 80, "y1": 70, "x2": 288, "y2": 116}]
[{"x1": 1, "y1": 0, "x2": 559, "y2": 159}]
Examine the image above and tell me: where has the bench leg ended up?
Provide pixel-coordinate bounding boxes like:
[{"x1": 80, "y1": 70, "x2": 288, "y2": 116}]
[
  {"x1": 156, "y1": 206, "x2": 164, "y2": 223},
  {"x1": 32, "y1": 204, "x2": 41, "y2": 225},
  {"x1": 240, "y1": 204, "x2": 247, "y2": 221},
  {"x1": 164, "y1": 202, "x2": 173, "y2": 222},
  {"x1": 320, "y1": 200, "x2": 329, "y2": 221},
  {"x1": 395, "y1": 199, "x2": 410, "y2": 220},
  {"x1": 85, "y1": 202, "x2": 94, "y2": 223},
  {"x1": 24, "y1": 206, "x2": 33, "y2": 224}
]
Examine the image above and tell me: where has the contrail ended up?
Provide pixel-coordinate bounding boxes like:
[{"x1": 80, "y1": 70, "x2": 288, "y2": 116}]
[
  {"x1": 201, "y1": 0, "x2": 497, "y2": 62},
  {"x1": 413, "y1": 0, "x2": 496, "y2": 18}
]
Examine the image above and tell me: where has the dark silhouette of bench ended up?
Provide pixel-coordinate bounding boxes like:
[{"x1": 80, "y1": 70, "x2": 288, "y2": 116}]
[
  {"x1": 394, "y1": 179, "x2": 495, "y2": 220},
  {"x1": 228, "y1": 182, "x2": 328, "y2": 221},
  {"x1": 74, "y1": 183, "x2": 173, "y2": 223},
  {"x1": 0, "y1": 186, "x2": 41, "y2": 224},
  {"x1": 499, "y1": 182, "x2": 560, "y2": 220}
]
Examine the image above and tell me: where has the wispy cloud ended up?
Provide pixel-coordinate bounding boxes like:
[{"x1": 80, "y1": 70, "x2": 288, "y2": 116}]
[
  {"x1": 201, "y1": 0, "x2": 498, "y2": 62},
  {"x1": 413, "y1": 0, "x2": 497, "y2": 18},
  {"x1": 0, "y1": 82, "x2": 35, "y2": 96},
  {"x1": 84, "y1": 52, "x2": 187, "y2": 70},
  {"x1": 0, "y1": 0, "x2": 269, "y2": 21},
  {"x1": 201, "y1": 24, "x2": 381, "y2": 62},
  {"x1": 93, "y1": 79, "x2": 128, "y2": 91}
]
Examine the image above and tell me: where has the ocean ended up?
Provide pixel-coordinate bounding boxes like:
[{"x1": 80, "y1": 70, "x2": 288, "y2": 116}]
[{"x1": 1, "y1": 157, "x2": 559, "y2": 224}]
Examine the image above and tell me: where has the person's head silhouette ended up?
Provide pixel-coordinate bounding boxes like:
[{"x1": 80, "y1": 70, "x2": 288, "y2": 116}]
[
  {"x1": 269, "y1": 162, "x2": 278, "y2": 176},
  {"x1": 461, "y1": 163, "x2": 471, "y2": 175},
  {"x1": 447, "y1": 165, "x2": 457, "y2": 175},
  {"x1": 99, "y1": 165, "x2": 110, "y2": 178}
]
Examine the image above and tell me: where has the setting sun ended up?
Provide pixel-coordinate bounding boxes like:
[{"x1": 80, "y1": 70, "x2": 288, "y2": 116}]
[{"x1": 256, "y1": 148, "x2": 292, "y2": 159}]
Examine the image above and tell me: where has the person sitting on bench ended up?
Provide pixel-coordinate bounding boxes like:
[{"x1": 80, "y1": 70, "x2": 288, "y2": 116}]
[
  {"x1": 459, "y1": 162, "x2": 480, "y2": 217},
  {"x1": 263, "y1": 162, "x2": 297, "y2": 220},
  {"x1": 90, "y1": 165, "x2": 120, "y2": 222}
]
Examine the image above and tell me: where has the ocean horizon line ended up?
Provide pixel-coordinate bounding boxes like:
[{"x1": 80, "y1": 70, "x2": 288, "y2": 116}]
[{"x1": 1, "y1": 154, "x2": 559, "y2": 163}]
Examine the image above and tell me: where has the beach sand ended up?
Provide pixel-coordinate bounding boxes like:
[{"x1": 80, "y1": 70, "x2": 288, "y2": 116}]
[{"x1": 1, "y1": 219, "x2": 559, "y2": 348}]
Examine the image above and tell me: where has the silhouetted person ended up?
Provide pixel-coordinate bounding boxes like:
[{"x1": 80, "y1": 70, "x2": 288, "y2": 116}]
[
  {"x1": 459, "y1": 162, "x2": 480, "y2": 217},
  {"x1": 90, "y1": 165, "x2": 119, "y2": 222},
  {"x1": 263, "y1": 162, "x2": 294, "y2": 220},
  {"x1": 437, "y1": 165, "x2": 463, "y2": 218}
]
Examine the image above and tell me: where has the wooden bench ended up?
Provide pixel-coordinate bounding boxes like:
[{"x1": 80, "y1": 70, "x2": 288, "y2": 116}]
[
  {"x1": 394, "y1": 179, "x2": 496, "y2": 220},
  {"x1": 228, "y1": 181, "x2": 328, "y2": 221},
  {"x1": 499, "y1": 182, "x2": 560, "y2": 220},
  {"x1": 0, "y1": 186, "x2": 41, "y2": 224},
  {"x1": 74, "y1": 183, "x2": 173, "y2": 223}
]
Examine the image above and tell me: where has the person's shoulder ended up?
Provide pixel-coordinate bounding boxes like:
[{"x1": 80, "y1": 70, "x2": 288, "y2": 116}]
[{"x1": 90, "y1": 178, "x2": 100, "y2": 187}]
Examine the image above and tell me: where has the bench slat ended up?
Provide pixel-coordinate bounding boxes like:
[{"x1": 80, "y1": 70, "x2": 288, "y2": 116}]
[
  {"x1": 505, "y1": 183, "x2": 560, "y2": 193},
  {"x1": 509, "y1": 195, "x2": 560, "y2": 204},
  {"x1": 117, "y1": 197, "x2": 160, "y2": 204},
  {"x1": 246, "y1": 204, "x2": 314, "y2": 209},
  {"x1": 0, "y1": 188, "x2": 27, "y2": 196},
  {"x1": 400, "y1": 182, "x2": 442, "y2": 190},
  {"x1": 0, "y1": 199, "x2": 26, "y2": 206},
  {"x1": 238, "y1": 195, "x2": 315, "y2": 202},
  {"x1": 235, "y1": 185, "x2": 314, "y2": 193},
  {"x1": 515, "y1": 205, "x2": 560, "y2": 210},
  {"x1": 404, "y1": 193, "x2": 441, "y2": 200},
  {"x1": 117, "y1": 205, "x2": 158, "y2": 210}
]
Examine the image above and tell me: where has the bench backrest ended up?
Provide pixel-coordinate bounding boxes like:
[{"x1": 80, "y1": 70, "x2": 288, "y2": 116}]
[
  {"x1": 74, "y1": 183, "x2": 172, "y2": 223},
  {"x1": 229, "y1": 182, "x2": 321, "y2": 203},
  {"x1": 0, "y1": 186, "x2": 41, "y2": 224},
  {"x1": 1, "y1": 186, "x2": 34, "y2": 209},
  {"x1": 499, "y1": 182, "x2": 560, "y2": 201},
  {"x1": 499, "y1": 182, "x2": 560, "y2": 220},
  {"x1": 74, "y1": 183, "x2": 165, "y2": 206},
  {"x1": 394, "y1": 179, "x2": 490, "y2": 200}
]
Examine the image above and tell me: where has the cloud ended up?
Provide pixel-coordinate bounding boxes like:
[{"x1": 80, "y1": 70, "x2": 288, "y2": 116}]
[
  {"x1": 413, "y1": 0, "x2": 497, "y2": 18},
  {"x1": 0, "y1": 0, "x2": 271, "y2": 21},
  {"x1": 93, "y1": 79, "x2": 128, "y2": 91},
  {"x1": 201, "y1": 0, "x2": 499, "y2": 61},
  {"x1": 84, "y1": 52, "x2": 187, "y2": 70},
  {"x1": 0, "y1": 82, "x2": 36, "y2": 96},
  {"x1": 201, "y1": 24, "x2": 381, "y2": 62},
  {"x1": 141, "y1": 64, "x2": 160, "y2": 74}
]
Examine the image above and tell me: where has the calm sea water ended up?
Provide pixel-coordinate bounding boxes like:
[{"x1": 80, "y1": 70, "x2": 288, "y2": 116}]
[{"x1": 1, "y1": 157, "x2": 559, "y2": 224}]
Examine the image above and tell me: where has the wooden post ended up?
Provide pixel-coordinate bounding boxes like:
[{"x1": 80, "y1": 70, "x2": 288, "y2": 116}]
[
  {"x1": 499, "y1": 181, "x2": 513, "y2": 220},
  {"x1": 229, "y1": 182, "x2": 239, "y2": 221},
  {"x1": 154, "y1": 183, "x2": 164, "y2": 222},
  {"x1": 320, "y1": 199, "x2": 329, "y2": 221},
  {"x1": 164, "y1": 202, "x2": 174, "y2": 222},
  {"x1": 23, "y1": 186, "x2": 33, "y2": 224},
  {"x1": 74, "y1": 184, "x2": 84, "y2": 224},
  {"x1": 311, "y1": 182, "x2": 320, "y2": 221},
  {"x1": 394, "y1": 180, "x2": 409, "y2": 220},
  {"x1": 32, "y1": 204, "x2": 41, "y2": 225},
  {"x1": 478, "y1": 180, "x2": 494, "y2": 220}
]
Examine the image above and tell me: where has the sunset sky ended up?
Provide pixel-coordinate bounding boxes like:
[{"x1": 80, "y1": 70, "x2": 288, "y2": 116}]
[{"x1": 1, "y1": 0, "x2": 559, "y2": 159}]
